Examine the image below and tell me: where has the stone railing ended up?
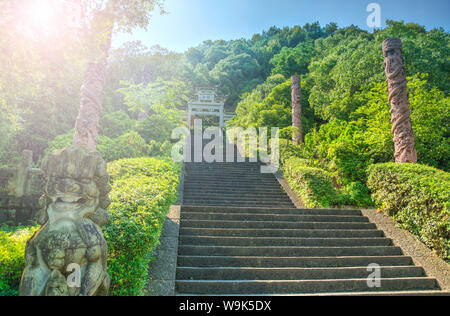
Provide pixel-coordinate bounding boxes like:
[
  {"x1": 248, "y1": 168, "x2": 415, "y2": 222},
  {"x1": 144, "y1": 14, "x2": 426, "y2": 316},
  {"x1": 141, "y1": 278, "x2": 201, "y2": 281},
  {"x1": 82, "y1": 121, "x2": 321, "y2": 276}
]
[{"x1": 0, "y1": 150, "x2": 43, "y2": 224}]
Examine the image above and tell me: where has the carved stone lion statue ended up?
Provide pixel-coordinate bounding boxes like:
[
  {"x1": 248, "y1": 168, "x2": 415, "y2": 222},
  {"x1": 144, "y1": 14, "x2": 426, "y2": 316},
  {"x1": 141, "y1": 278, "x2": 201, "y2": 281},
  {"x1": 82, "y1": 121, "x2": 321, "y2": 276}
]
[{"x1": 20, "y1": 146, "x2": 111, "y2": 296}]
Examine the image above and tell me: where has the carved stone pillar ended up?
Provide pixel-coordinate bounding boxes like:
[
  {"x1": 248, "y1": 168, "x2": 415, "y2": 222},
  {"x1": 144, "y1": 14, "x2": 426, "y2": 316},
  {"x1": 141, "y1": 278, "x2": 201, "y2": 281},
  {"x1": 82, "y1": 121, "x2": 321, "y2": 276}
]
[
  {"x1": 72, "y1": 61, "x2": 107, "y2": 150},
  {"x1": 382, "y1": 38, "x2": 417, "y2": 163},
  {"x1": 15, "y1": 150, "x2": 33, "y2": 198},
  {"x1": 291, "y1": 75, "x2": 303, "y2": 144},
  {"x1": 73, "y1": 11, "x2": 113, "y2": 150},
  {"x1": 20, "y1": 146, "x2": 111, "y2": 296}
]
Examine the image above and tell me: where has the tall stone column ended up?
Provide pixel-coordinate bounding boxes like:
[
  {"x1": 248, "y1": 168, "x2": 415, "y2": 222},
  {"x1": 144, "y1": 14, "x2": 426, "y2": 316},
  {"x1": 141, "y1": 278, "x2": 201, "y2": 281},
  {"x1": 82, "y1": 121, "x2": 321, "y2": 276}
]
[
  {"x1": 291, "y1": 75, "x2": 303, "y2": 144},
  {"x1": 382, "y1": 38, "x2": 417, "y2": 163}
]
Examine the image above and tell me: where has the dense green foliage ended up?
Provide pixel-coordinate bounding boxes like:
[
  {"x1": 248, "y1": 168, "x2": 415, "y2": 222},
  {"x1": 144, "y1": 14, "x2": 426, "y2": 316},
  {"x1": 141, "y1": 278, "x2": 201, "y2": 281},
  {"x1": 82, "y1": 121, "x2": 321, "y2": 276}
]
[
  {"x1": 283, "y1": 157, "x2": 338, "y2": 208},
  {"x1": 278, "y1": 139, "x2": 306, "y2": 165},
  {"x1": 232, "y1": 21, "x2": 448, "y2": 219},
  {"x1": 105, "y1": 157, "x2": 180, "y2": 296},
  {"x1": 367, "y1": 163, "x2": 449, "y2": 262},
  {"x1": 0, "y1": 157, "x2": 180, "y2": 297},
  {"x1": 0, "y1": 5, "x2": 449, "y2": 294},
  {"x1": 2, "y1": 18, "x2": 447, "y2": 173},
  {"x1": 46, "y1": 130, "x2": 151, "y2": 162},
  {"x1": 0, "y1": 226, "x2": 39, "y2": 296}
]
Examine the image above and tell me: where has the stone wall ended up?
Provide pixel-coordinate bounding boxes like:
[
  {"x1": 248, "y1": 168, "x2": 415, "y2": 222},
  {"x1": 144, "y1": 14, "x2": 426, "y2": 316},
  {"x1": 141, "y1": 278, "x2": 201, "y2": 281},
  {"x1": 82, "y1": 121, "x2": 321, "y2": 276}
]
[{"x1": 0, "y1": 151, "x2": 43, "y2": 225}]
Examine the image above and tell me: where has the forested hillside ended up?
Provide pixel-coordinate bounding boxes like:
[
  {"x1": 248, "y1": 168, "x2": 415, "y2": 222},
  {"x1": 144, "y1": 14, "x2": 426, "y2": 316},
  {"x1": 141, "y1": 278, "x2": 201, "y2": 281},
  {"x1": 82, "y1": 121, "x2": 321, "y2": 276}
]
[
  {"x1": 1, "y1": 20, "x2": 448, "y2": 171},
  {"x1": 1, "y1": 14, "x2": 449, "y2": 295}
]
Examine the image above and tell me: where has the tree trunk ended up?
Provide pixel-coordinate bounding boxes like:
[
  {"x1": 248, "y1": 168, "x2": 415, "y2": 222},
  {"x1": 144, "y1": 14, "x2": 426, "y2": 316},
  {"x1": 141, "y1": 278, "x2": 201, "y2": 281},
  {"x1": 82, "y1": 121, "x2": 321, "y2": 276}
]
[
  {"x1": 291, "y1": 75, "x2": 303, "y2": 144},
  {"x1": 382, "y1": 38, "x2": 417, "y2": 163},
  {"x1": 73, "y1": 12, "x2": 113, "y2": 150}
]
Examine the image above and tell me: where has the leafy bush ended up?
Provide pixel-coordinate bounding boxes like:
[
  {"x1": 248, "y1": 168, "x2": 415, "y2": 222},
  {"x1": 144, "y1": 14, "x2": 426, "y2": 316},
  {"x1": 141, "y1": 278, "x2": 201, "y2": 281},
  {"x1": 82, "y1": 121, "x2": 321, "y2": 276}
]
[
  {"x1": 0, "y1": 226, "x2": 39, "y2": 296},
  {"x1": 338, "y1": 181, "x2": 374, "y2": 207},
  {"x1": 278, "y1": 138, "x2": 306, "y2": 165},
  {"x1": 283, "y1": 157, "x2": 338, "y2": 208},
  {"x1": 105, "y1": 157, "x2": 180, "y2": 296},
  {"x1": 98, "y1": 131, "x2": 149, "y2": 162},
  {"x1": 352, "y1": 75, "x2": 450, "y2": 171},
  {"x1": 304, "y1": 120, "x2": 373, "y2": 185},
  {"x1": 47, "y1": 131, "x2": 150, "y2": 162},
  {"x1": 100, "y1": 111, "x2": 136, "y2": 138},
  {"x1": 367, "y1": 163, "x2": 449, "y2": 262},
  {"x1": 135, "y1": 114, "x2": 178, "y2": 144},
  {"x1": 45, "y1": 131, "x2": 74, "y2": 156}
]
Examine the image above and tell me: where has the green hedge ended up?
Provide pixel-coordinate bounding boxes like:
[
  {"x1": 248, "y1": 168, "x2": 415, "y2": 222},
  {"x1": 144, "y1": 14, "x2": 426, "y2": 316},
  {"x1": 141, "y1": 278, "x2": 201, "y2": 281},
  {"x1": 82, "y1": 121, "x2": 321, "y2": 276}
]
[
  {"x1": 0, "y1": 157, "x2": 180, "y2": 297},
  {"x1": 283, "y1": 157, "x2": 338, "y2": 208},
  {"x1": 105, "y1": 157, "x2": 180, "y2": 296},
  {"x1": 0, "y1": 226, "x2": 39, "y2": 296},
  {"x1": 278, "y1": 139, "x2": 305, "y2": 165},
  {"x1": 367, "y1": 163, "x2": 449, "y2": 262}
]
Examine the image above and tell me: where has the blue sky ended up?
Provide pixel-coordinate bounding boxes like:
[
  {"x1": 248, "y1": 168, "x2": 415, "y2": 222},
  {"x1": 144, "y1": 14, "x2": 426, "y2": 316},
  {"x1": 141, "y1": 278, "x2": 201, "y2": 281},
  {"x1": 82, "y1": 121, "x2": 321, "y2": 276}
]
[{"x1": 114, "y1": 0, "x2": 450, "y2": 52}]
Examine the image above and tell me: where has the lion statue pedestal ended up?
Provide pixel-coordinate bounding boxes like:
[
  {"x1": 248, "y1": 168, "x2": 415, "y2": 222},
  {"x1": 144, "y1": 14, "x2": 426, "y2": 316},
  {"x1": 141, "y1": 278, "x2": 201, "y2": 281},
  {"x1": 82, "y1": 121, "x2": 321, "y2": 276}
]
[{"x1": 20, "y1": 146, "x2": 111, "y2": 296}]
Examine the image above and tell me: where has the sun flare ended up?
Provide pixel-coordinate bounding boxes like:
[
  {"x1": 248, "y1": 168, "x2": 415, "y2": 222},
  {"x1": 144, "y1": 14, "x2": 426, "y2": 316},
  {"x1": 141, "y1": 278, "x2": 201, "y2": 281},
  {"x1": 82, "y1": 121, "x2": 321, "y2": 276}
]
[{"x1": 24, "y1": 0, "x2": 57, "y2": 33}]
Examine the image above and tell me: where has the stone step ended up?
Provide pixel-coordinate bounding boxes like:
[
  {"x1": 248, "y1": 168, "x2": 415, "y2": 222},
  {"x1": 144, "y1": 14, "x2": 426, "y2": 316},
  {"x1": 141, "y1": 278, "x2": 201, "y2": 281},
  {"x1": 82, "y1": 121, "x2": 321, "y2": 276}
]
[
  {"x1": 176, "y1": 266, "x2": 425, "y2": 281},
  {"x1": 177, "y1": 148, "x2": 445, "y2": 296},
  {"x1": 185, "y1": 174, "x2": 278, "y2": 181},
  {"x1": 180, "y1": 206, "x2": 362, "y2": 216},
  {"x1": 178, "y1": 245, "x2": 403, "y2": 257},
  {"x1": 184, "y1": 181, "x2": 279, "y2": 186},
  {"x1": 182, "y1": 197, "x2": 294, "y2": 205},
  {"x1": 183, "y1": 185, "x2": 285, "y2": 192},
  {"x1": 184, "y1": 168, "x2": 272, "y2": 173},
  {"x1": 185, "y1": 167, "x2": 271, "y2": 171},
  {"x1": 176, "y1": 278, "x2": 438, "y2": 295},
  {"x1": 179, "y1": 236, "x2": 393, "y2": 247},
  {"x1": 177, "y1": 255, "x2": 414, "y2": 268},
  {"x1": 184, "y1": 191, "x2": 289, "y2": 201},
  {"x1": 184, "y1": 181, "x2": 280, "y2": 187},
  {"x1": 184, "y1": 165, "x2": 267, "y2": 170},
  {"x1": 183, "y1": 193, "x2": 289, "y2": 200},
  {"x1": 183, "y1": 188, "x2": 286, "y2": 195},
  {"x1": 181, "y1": 201, "x2": 295, "y2": 207},
  {"x1": 184, "y1": 173, "x2": 275, "y2": 178},
  {"x1": 180, "y1": 220, "x2": 377, "y2": 230},
  {"x1": 185, "y1": 162, "x2": 262, "y2": 166},
  {"x1": 183, "y1": 185, "x2": 284, "y2": 192},
  {"x1": 179, "y1": 227, "x2": 384, "y2": 238},
  {"x1": 181, "y1": 213, "x2": 369, "y2": 223}
]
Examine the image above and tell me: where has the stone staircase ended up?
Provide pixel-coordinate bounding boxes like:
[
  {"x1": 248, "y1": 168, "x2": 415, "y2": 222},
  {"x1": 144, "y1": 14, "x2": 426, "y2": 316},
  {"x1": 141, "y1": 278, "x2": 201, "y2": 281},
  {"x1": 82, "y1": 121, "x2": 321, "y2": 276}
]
[{"x1": 175, "y1": 137, "x2": 445, "y2": 295}]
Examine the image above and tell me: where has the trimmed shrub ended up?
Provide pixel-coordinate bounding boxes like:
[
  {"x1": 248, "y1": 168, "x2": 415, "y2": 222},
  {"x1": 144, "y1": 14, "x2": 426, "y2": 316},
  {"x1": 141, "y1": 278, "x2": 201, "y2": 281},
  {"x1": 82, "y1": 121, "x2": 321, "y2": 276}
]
[
  {"x1": 278, "y1": 138, "x2": 306, "y2": 165},
  {"x1": 105, "y1": 157, "x2": 180, "y2": 296},
  {"x1": 338, "y1": 181, "x2": 374, "y2": 207},
  {"x1": 0, "y1": 226, "x2": 39, "y2": 296},
  {"x1": 283, "y1": 157, "x2": 339, "y2": 208},
  {"x1": 98, "y1": 131, "x2": 149, "y2": 162},
  {"x1": 135, "y1": 114, "x2": 178, "y2": 144},
  {"x1": 100, "y1": 111, "x2": 136, "y2": 139},
  {"x1": 367, "y1": 163, "x2": 449, "y2": 262}
]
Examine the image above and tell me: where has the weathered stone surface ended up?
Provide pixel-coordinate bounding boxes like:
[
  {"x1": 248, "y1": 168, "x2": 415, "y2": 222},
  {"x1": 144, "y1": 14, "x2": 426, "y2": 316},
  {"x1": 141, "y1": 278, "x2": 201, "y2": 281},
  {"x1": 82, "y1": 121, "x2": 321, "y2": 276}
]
[
  {"x1": 20, "y1": 146, "x2": 111, "y2": 296},
  {"x1": 15, "y1": 150, "x2": 33, "y2": 198},
  {"x1": 291, "y1": 75, "x2": 303, "y2": 144},
  {"x1": 382, "y1": 38, "x2": 417, "y2": 163},
  {"x1": 0, "y1": 151, "x2": 43, "y2": 225}
]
